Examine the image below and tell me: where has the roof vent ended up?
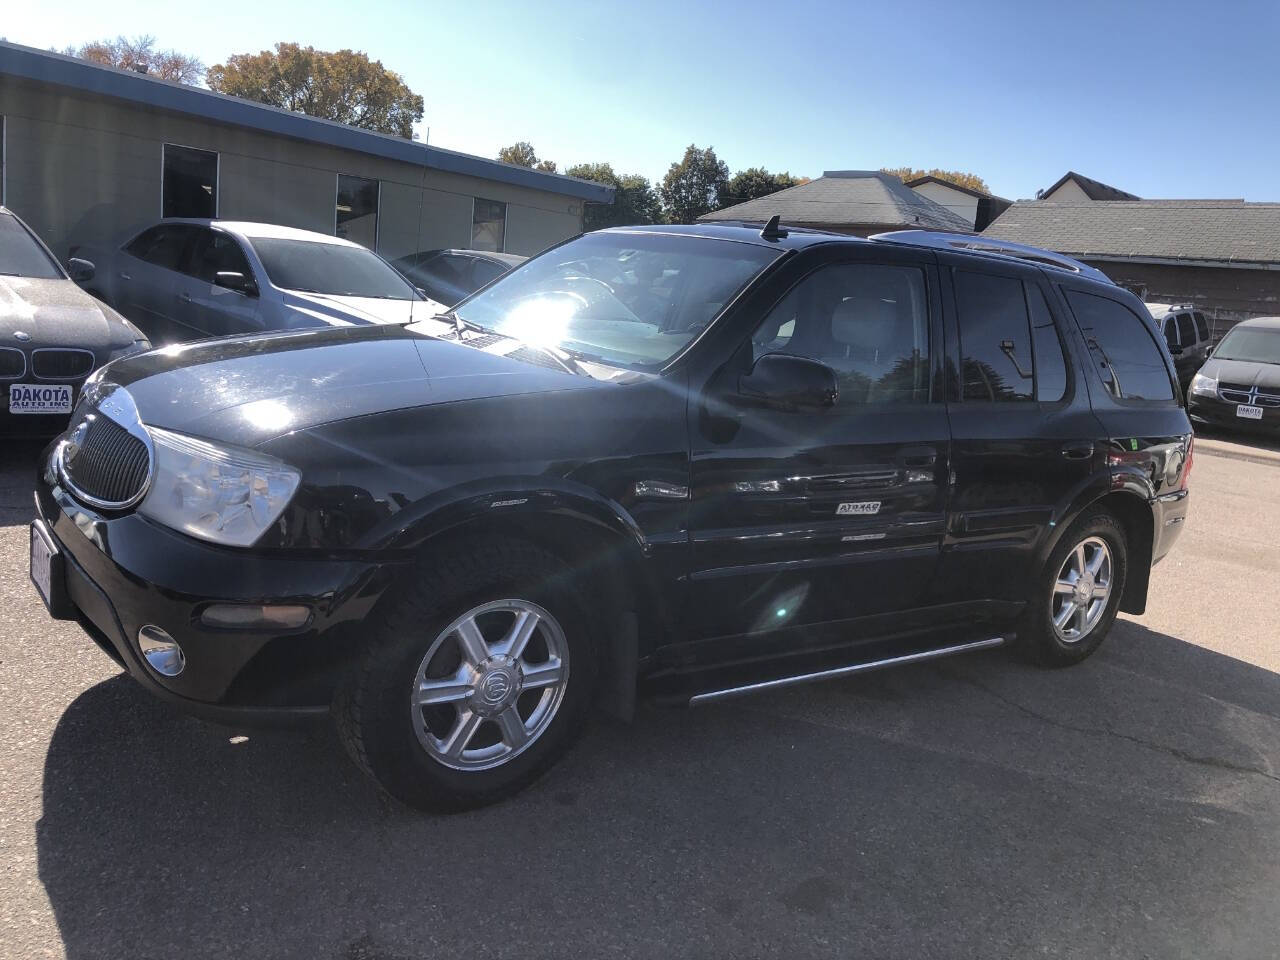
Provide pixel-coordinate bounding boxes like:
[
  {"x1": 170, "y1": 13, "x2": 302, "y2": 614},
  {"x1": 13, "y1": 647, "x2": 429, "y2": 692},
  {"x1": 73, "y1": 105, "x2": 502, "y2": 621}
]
[{"x1": 760, "y1": 215, "x2": 788, "y2": 241}]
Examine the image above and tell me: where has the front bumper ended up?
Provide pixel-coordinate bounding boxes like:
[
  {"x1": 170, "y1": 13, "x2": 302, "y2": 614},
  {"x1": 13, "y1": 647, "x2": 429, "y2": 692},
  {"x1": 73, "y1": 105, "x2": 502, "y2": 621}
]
[
  {"x1": 34, "y1": 448, "x2": 401, "y2": 725},
  {"x1": 1188, "y1": 394, "x2": 1280, "y2": 435}
]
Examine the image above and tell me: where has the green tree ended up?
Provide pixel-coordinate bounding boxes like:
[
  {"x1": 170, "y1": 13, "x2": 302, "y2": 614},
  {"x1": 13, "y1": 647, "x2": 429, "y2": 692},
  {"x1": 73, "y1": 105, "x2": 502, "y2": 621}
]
[
  {"x1": 881, "y1": 167, "x2": 991, "y2": 194},
  {"x1": 207, "y1": 44, "x2": 424, "y2": 138},
  {"x1": 61, "y1": 34, "x2": 204, "y2": 84},
  {"x1": 498, "y1": 142, "x2": 558, "y2": 173},
  {"x1": 564, "y1": 162, "x2": 663, "y2": 228},
  {"x1": 719, "y1": 167, "x2": 802, "y2": 208},
  {"x1": 660, "y1": 144, "x2": 730, "y2": 223}
]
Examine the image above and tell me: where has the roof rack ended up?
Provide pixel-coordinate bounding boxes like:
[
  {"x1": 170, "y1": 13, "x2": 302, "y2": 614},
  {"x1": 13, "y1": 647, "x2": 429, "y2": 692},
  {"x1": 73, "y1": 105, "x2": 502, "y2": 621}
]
[{"x1": 869, "y1": 230, "x2": 1114, "y2": 285}]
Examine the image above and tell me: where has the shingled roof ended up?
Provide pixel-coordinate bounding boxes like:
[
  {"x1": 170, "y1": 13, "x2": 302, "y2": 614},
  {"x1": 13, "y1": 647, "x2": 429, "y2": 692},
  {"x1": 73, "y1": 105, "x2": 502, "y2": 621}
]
[
  {"x1": 983, "y1": 200, "x2": 1280, "y2": 266},
  {"x1": 1038, "y1": 171, "x2": 1140, "y2": 202},
  {"x1": 698, "y1": 170, "x2": 971, "y2": 232}
]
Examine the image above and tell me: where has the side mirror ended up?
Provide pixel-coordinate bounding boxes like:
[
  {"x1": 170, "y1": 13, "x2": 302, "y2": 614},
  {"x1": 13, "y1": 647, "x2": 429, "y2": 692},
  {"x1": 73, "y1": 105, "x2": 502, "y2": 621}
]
[
  {"x1": 66, "y1": 258, "x2": 95, "y2": 283},
  {"x1": 214, "y1": 270, "x2": 257, "y2": 297},
  {"x1": 1169, "y1": 344, "x2": 1184, "y2": 356},
  {"x1": 1205, "y1": 344, "x2": 1214, "y2": 357},
  {"x1": 738, "y1": 353, "x2": 839, "y2": 411}
]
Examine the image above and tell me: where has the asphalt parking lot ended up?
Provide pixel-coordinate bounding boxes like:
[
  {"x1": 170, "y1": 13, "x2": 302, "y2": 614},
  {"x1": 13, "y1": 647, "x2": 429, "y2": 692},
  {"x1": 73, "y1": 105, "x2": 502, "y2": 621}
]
[{"x1": 1, "y1": 437, "x2": 1277, "y2": 960}]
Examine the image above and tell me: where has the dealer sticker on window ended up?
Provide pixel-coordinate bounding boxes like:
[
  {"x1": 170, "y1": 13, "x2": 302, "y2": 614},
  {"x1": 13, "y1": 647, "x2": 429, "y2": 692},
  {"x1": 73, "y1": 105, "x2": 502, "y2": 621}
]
[
  {"x1": 837, "y1": 501, "x2": 881, "y2": 516},
  {"x1": 9, "y1": 383, "x2": 73, "y2": 415}
]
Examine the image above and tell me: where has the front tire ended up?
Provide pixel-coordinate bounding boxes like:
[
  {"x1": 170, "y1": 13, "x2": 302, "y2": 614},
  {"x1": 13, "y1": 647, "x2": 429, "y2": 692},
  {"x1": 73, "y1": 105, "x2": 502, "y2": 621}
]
[
  {"x1": 1018, "y1": 510, "x2": 1128, "y2": 667},
  {"x1": 335, "y1": 539, "x2": 597, "y2": 811}
]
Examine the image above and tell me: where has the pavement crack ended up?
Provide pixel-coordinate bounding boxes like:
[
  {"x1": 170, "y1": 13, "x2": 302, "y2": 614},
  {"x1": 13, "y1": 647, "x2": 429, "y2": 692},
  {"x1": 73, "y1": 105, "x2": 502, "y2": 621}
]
[{"x1": 944, "y1": 667, "x2": 1280, "y2": 787}]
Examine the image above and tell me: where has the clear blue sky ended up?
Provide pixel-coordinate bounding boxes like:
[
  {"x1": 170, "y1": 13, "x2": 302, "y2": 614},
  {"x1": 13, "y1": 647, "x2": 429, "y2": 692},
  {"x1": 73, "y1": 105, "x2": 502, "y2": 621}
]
[{"x1": 6, "y1": 0, "x2": 1278, "y2": 200}]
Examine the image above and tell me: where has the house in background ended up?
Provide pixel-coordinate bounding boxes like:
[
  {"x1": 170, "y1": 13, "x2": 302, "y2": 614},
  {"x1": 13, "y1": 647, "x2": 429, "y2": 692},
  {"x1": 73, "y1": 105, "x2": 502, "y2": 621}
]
[
  {"x1": 984, "y1": 186, "x2": 1280, "y2": 339},
  {"x1": 904, "y1": 175, "x2": 1010, "y2": 231},
  {"x1": 1035, "y1": 171, "x2": 1141, "y2": 202},
  {"x1": 698, "y1": 170, "x2": 971, "y2": 235},
  {"x1": 0, "y1": 41, "x2": 611, "y2": 262}
]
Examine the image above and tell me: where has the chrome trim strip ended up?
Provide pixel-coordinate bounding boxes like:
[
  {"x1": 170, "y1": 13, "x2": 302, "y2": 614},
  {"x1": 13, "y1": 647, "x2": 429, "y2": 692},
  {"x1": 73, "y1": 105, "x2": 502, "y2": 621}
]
[
  {"x1": 688, "y1": 636, "x2": 1006, "y2": 705},
  {"x1": 0, "y1": 346, "x2": 25, "y2": 380},
  {"x1": 31, "y1": 347, "x2": 96, "y2": 380}
]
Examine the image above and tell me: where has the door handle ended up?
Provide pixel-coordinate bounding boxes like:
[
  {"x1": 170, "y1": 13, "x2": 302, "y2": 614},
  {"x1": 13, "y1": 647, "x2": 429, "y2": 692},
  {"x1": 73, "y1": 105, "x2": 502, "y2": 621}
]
[
  {"x1": 177, "y1": 292, "x2": 192, "y2": 303},
  {"x1": 118, "y1": 271, "x2": 132, "y2": 281},
  {"x1": 1061, "y1": 441, "x2": 1094, "y2": 460}
]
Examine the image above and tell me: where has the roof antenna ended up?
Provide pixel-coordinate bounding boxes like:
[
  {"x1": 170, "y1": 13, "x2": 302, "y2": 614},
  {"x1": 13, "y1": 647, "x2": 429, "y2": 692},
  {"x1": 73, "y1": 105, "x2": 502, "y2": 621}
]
[{"x1": 760, "y1": 214, "x2": 788, "y2": 241}]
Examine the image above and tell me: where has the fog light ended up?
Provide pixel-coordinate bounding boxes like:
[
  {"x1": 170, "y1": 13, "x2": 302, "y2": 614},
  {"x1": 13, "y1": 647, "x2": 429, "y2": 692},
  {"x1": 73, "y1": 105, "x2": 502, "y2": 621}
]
[
  {"x1": 137, "y1": 625, "x2": 185, "y2": 677},
  {"x1": 200, "y1": 604, "x2": 312, "y2": 630}
]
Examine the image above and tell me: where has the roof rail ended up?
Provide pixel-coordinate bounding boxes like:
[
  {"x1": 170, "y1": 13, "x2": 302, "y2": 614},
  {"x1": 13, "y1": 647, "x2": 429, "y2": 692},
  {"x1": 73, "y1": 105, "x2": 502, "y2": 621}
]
[{"x1": 869, "y1": 230, "x2": 1114, "y2": 285}]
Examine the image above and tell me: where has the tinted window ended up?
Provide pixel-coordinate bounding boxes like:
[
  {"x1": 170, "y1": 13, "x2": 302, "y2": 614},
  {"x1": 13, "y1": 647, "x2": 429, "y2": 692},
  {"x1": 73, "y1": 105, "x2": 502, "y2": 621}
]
[
  {"x1": 1027, "y1": 283, "x2": 1068, "y2": 402},
  {"x1": 752, "y1": 262, "x2": 930, "y2": 405},
  {"x1": 1160, "y1": 318, "x2": 1178, "y2": 349},
  {"x1": 1176, "y1": 312, "x2": 1196, "y2": 346},
  {"x1": 126, "y1": 224, "x2": 194, "y2": 271},
  {"x1": 190, "y1": 230, "x2": 255, "y2": 288},
  {"x1": 162, "y1": 144, "x2": 217, "y2": 219},
  {"x1": 954, "y1": 271, "x2": 1034, "y2": 401},
  {"x1": 1193, "y1": 311, "x2": 1210, "y2": 341},
  {"x1": 397, "y1": 253, "x2": 471, "y2": 305},
  {"x1": 1066, "y1": 291, "x2": 1174, "y2": 400},
  {"x1": 472, "y1": 258, "x2": 509, "y2": 287},
  {"x1": 336, "y1": 175, "x2": 379, "y2": 249},
  {"x1": 1213, "y1": 326, "x2": 1280, "y2": 365},
  {"x1": 0, "y1": 212, "x2": 62, "y2": 279},
  {"x1": 472, "y1": 199, "x2": 506, "y2": 252},
  {"x1": 249, "y1": 238, "x2": 420, "y2": 300}
]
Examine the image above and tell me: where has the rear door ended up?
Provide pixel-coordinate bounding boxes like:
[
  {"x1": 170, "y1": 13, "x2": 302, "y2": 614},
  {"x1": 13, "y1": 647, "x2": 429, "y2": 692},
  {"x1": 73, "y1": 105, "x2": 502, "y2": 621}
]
[
  {"x1": 686, "y1": 244, "x2": 950, "y2": 651},
  {"x1": 116, "y1": 225, "x2": 200, "y2": 343},
  {"x1": 176, "y1": 228, "x2": 263, "y2": 337},
  {"x1": 1172, "y1": 311, "x2": 1201, "y2": 385},
  {"x1": 932, "y1": 257, "x2": 1104, "y2": 612}
]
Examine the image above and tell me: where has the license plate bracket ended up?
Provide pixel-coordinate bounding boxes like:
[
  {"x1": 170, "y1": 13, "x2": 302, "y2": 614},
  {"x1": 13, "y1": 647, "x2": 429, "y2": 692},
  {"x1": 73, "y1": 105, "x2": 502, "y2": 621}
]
[{"x1": 30, "y1": 520, "x2": 74, "y2": 619}]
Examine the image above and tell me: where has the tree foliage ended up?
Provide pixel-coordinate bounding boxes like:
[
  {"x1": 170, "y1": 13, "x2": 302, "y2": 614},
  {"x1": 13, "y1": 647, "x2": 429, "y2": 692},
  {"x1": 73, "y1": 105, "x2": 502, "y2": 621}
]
[
  {"x1": 61, "y1": 34, "x2": 204, "y2": 84},
  {"x1": 881, "y1": 167, "x2": 990, "y2": 194},
  {"x1": 719, "y1": 167, "x2": 802, "y2": 208},
  {"x1": 497, "y1": 142, "x2": 558, "y2": 173},
  {"x1": 660, "y1": 145, "x2": 730, "y2": 223},
  {"x1": 564, "y1": 162, "x2": 663, "y2": 229},
  {"x1": 207, "y1": 44, "x2": 424, "y2": 138}
]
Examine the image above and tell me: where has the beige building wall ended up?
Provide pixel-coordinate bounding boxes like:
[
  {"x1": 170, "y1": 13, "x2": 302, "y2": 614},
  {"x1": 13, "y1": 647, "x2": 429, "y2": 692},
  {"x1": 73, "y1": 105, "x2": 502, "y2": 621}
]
[
  {"x1": 0, "y1": 76, "x2": 587, "y2": 260},
  {"x1": 1041, "y1": 179, "x2": 1092, "y2": 203},
  {"x1": 909, "y1": 181, "x2": 978, "y2": 228}
]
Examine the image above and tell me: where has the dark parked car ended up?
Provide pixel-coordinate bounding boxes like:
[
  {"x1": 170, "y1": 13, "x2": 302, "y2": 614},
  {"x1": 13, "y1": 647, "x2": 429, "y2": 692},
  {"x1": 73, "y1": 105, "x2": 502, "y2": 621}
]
[
  {"x1": 1147, "y1": 302, "x2": 1211, "y2": 390},
  {"x1": 0, "y1": 206, "x2": 148, "y2": 437},
  {"x1": 1186, "y1": 316, "x2": 1280, "y2": 434},
  {"x1": 30, "y1": 223, "x2": 1192, "y2": 811},
  {"x1": 392, "y1": 248, "x2": 526, "y2": 306}
]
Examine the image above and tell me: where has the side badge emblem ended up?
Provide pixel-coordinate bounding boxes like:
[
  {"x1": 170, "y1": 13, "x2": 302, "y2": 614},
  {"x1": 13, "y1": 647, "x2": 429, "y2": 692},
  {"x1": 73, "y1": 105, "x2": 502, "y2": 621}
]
[{"x1": 836, "y1": 501, "x2": 881, "y2": 516}]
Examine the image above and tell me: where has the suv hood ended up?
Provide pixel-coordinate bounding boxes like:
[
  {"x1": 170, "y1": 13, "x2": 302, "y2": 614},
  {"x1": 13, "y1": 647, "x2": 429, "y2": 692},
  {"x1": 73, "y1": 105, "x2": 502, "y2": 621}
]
[
  {"x1": 0, "y1": 276, "x2": 139, "y2": 349},
  {"x1": 102, "y1": 325, "x2": 601, "y2": 447},
  {"x1": 1203, "y1": 356, "x2": 1280, "y2": 391}
]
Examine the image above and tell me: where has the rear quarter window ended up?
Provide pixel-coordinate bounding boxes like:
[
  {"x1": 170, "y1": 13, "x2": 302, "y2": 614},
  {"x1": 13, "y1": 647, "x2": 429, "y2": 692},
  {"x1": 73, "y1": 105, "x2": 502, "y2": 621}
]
[{"x1": 1065, "y1": 290, "x2": 1175, "y2": 401}]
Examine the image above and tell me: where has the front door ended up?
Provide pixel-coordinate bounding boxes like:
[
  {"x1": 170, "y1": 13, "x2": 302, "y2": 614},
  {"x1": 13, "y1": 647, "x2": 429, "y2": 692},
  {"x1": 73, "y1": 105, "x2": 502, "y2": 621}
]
[
  {"x1": 177, "y1": 228, "x2": 263, "y2": 338},
  {"x1": 686, "y1": 246, "x2": 950, "y2": 654},
  {"x1": 931, "y1": 258, "x2": 1105, "y2": 611}
]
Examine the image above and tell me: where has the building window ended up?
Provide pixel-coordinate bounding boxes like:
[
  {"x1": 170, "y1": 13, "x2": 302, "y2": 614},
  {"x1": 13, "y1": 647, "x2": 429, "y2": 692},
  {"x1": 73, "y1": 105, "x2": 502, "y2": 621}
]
[
  {"x1": 472, "y1": 199, "x2": 506, "y2": 252},
  {"x1": 336, "y1": 175, "x2": 379, "y2": 249},
  {"x1": 162, "y1": 144, "x2": 218, "y2": 219}
]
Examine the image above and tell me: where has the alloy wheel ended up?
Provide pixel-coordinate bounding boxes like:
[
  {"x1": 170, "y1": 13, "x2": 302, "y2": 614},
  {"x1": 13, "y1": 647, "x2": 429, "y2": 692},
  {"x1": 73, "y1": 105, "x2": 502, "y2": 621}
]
[{"x1": 1049, "y1": 536, "x2": 1113, "y2": 643}]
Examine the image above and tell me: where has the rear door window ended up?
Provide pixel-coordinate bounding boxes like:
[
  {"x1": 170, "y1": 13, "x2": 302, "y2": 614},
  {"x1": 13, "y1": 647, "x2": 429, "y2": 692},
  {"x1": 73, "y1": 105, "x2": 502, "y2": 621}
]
[
  {"x1": 954, "y1": 271, "x2": 1035, "y2": 401},
  {"x1": 1176, "y1": 312, "x2": 1196, "y2": 347},
  {"x1": 1160, "y1": 317, "x2": 1179, "y2": 350},
  {"x1": 1026, "y1": 283, "x2": 1068, "y2": 402},
  {"x1": 1065, "y1": 290, "x2": 1175, "y2": 401},
  {"x1": 126, "y1": 224, "x2": 195, "y2": 271},
  {"x1": 1193, "y1": 311, "x2": 1210, "y2": 342}
]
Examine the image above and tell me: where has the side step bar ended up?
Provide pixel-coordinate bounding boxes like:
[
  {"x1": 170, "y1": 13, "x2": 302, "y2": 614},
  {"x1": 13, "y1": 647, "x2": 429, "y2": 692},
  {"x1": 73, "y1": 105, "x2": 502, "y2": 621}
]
[{"x1": 688, "y1": 636, "x2": 1007, "y2": 706}]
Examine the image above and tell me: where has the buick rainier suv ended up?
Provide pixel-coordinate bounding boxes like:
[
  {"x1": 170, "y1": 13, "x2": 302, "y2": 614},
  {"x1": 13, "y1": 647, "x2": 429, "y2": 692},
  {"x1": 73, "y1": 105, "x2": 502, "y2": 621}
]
[{"x1": 31, "y1": 222, "x2": 1192, "y2": 811}]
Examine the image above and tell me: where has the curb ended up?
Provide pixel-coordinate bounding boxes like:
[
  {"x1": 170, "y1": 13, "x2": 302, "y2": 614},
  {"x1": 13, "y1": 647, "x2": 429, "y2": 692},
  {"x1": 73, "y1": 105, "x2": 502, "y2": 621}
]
[{"x1": 1194, "y1": 437, "x2": 1280, "y2": 468}]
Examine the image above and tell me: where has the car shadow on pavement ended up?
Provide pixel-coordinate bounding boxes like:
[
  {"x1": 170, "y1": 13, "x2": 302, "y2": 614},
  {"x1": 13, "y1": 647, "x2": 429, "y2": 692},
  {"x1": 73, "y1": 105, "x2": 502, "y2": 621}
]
[{"x1": 36, "y1": 622, "x2": 1280, "y2": 959}]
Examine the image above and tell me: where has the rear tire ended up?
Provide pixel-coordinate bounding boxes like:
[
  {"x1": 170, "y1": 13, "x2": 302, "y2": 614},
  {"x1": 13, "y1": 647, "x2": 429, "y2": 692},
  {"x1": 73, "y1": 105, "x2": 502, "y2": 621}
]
[
  {"x1": 1017, "y1": 510, "x2": 1128, "y2": 667},
  {"x1": 335, "y1": 538, "x2": 597, "y2": 812}
]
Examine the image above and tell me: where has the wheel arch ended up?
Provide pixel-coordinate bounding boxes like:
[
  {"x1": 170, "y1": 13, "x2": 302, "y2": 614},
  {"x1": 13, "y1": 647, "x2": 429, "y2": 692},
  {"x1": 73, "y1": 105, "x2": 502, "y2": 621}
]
[{"x1": 1041, "y1": 487, "x2": 1154, "y2": 616}]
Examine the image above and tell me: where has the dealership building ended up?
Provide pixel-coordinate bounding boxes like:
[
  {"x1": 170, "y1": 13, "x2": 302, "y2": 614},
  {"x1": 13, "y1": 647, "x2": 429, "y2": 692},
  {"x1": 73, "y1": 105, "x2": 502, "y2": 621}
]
[{"x1": 0, "y1": 41, "x2": 611, "y2": 263}]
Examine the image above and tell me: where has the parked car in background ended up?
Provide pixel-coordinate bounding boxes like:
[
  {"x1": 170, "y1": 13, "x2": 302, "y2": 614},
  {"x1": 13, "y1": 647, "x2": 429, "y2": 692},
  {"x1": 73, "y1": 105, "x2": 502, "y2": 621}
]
[
  {"x1": 392, "y1": 249, "x2": 526, "y2": 306},
  {"x1": 31, "y1": 223, "x2": 1191, "y2": 811},
  {"x1": 1187, "y1": 316, "x2": 1280, "y2": 435},
  {"x1": 1146, "y1": 302, "x2": 1211, "y2": 389},
  {"x1": 0, "y1": 207, "x2": 149, "y2": 437},
  {"x1": 74, "y1": 220, "x2": 449, "y2": 345}
]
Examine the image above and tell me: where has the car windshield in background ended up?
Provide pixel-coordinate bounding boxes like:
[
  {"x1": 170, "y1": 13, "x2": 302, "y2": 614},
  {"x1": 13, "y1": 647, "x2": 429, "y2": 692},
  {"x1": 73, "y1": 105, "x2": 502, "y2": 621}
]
[
  {"x1": 452, "y1": 232, "x2": 778, "y2": 369},
  {"x1": 248, "y1": 237, "x2": 422, "y2": 300},
  {"x1": 0, "y1": 213, "x2": 62, "y2": 279},
  {"x1": 1214, "y1": 327, "x2": 1280, "y2": 365}
]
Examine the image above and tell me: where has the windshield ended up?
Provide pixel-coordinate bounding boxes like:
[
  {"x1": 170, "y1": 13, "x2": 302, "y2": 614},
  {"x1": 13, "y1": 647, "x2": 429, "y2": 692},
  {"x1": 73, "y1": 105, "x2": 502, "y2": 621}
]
[
  {"x1": 1214, "y1": 327, "x2": 1280, "y2": 365},
  {"x1": 452, "y1": 232, "x2": 778, "y2": 368},
  {"x1": 0, "y1": 213, "x2": 63, "y2": 279},
  {"x1": 248, "y1": 237, "x2": 422, "y2": 300}
]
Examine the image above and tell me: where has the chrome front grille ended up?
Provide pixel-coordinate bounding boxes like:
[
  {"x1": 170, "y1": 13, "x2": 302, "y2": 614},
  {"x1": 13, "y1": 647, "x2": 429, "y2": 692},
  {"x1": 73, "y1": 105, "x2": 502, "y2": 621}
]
[
  {"x1": 1219, "y1": 383, "x2": 1280, "y2": 407},
  {"x1": 57, "y1": 386, "x2": 153, "y2": 509},
  {"x1": 0, "y1": 347, "x2": 24, "y2": 379},
  {"x1": 32, "y1": 348, "x2": 95, "y2": 380}
]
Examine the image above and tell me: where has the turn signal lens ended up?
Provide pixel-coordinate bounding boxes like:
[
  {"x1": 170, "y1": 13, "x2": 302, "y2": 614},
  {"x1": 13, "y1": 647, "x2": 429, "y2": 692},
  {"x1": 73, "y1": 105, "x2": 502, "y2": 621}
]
[{"x1": 200, "y1": 604, "x2": 312, "y2": 630}]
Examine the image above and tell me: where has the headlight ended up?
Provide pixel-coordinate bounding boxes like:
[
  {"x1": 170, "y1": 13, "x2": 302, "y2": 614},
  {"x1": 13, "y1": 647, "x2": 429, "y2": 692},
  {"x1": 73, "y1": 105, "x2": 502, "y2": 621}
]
[
  {"x1": 138, "y1": 427, "x2": 301, "y2": 547},
  {"x1": 1189, "y1": 372, "x2": 1217, "y2": 397}
]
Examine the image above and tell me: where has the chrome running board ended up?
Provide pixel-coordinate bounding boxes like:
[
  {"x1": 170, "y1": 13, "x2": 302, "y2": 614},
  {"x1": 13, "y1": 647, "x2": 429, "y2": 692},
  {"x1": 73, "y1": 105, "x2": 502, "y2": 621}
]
[{"x1": 687, "y1": 636, "x2": 1006, "y2": 706}]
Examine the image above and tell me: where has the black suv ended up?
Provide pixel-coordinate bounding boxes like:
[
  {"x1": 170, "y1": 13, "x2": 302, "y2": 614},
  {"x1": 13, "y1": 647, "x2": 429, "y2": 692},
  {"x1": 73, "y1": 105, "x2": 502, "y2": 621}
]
[{"x1": 30, "y1": 223, "x2": 1192, "y2": 810}]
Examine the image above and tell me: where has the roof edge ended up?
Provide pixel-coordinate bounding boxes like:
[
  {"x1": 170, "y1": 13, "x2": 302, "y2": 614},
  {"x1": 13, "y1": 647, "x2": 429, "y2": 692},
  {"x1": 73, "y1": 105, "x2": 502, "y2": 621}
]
[{"x1": 0, "y1": 40, "x2": 614, "y2": 204}]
